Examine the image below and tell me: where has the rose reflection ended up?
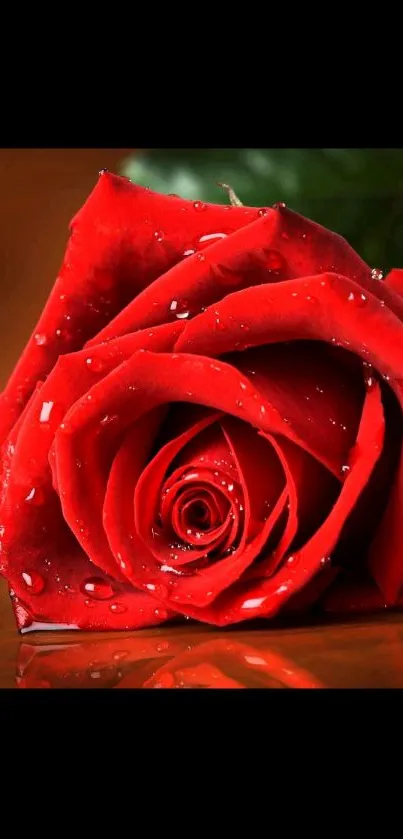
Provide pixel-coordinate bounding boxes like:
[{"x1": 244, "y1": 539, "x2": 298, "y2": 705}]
[{"x1": 16, "y1": 631, "x2": 324, "y2": 689}]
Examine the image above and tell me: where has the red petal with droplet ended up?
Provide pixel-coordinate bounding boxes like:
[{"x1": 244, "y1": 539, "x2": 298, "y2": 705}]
[{"x1": 0, "y1": 173, "x2": 259, "y2": 446}]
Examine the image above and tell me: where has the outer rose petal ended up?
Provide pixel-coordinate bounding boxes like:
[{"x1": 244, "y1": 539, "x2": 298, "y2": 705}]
[
  {"x1": 0, "y1": 325, "x2": 186, "y2": 631},
  {"x1": 87, "y1": 203, "x2": 396, "y2": 346},
  {"x1": 176, "y1": 273, "x2": 403, "y2": 380},
  {"x1": 0, "y1": 173, "x2": 258, "y2": 446},
  {"x1": 385, "y1": 269, "x2": 403, "y2": 297},
  {"x1": 4, "y1": 322, "x2": 183, "y2": 584}
]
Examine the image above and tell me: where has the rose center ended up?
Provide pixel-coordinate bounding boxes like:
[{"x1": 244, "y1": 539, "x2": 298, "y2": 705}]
[{"x1": 186, "y1": 500, "x2": 212, "y2": 530}]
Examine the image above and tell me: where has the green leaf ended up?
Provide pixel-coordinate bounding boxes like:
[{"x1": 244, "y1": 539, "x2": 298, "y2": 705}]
[{"x1": 121, "y1": 148, "x2": 403, "y2": 270}]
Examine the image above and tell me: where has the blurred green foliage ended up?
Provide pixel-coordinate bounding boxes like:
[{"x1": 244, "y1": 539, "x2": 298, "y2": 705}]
[{"x1": 122, "y1": 148, "x2": 403, "y2": 271}]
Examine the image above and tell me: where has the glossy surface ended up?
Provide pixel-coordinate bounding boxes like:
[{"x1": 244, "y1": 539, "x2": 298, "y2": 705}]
[{"x1": 1, "y1": 578, "x2": 403, "y2": 688}]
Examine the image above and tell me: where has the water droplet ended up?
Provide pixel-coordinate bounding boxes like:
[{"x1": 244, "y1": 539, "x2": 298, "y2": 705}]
[
  {"x1": 39, "y1": 401, "x2": 54, "y2": 424},
  {"x1": 153, "y1": 230, "x2": 164, "y2": 242},
  {"x1": 198, "y1": 232, "x2": 228, "y2": 247},
  {"x1": 154, "y1": 608, "x2": 168, "y2": 619},
  {"x1": 146, "y1": 583, "x2": 156, "y2": 591},
  {"x1": 258, "y1": 208, "x2": 268, "y2": 217},
  {"x1": 286, "y1": 555, "x2": 295, "y2": 566},
  {"x1": 81, "y1": 577, "x2": 115, "y2": 600},
  {"x1": 260, "y1": 405, "x2": 266, "y2": 415},
  {"x1": 110, "y1": 602, "x2": 127, "y2": 614},
  {"x1": 156, "y1": 641, "x2": 170, "y2": 652},
  {"x1": 183, "y1": 247, "x2": 196, "y2": 257},
  {"x1": 85, "y1": 356, "x2": 105, "y2": 373},
  {"x1": 55, "y1": 328, "x2": 68, "y2": 339},
  {"x1": 341, "y1": 464, "x2": 351, "y2": 478},
  {"x1": 34, "y1": 333, "x2": 47, "y2": 346},
  {"x1": 196, "y1": 252, "x2": 206, "y2": 262},
  {"x1": 348, "y1": 291, "x2": 368, "y2": 307},
  {"x1": 169, "y1": 298, "x2": 190, "y2": 319},
  {"x1": 84, "y1": 599, "x2": 95, "y2": 608},
  {"x1": 241, "y1": 596, "x2": 267, "y2": 610},
  {"x1": 236, "y1": 399, "x2": 243, "y2": 408},
  {"x1": 273, "y1": 202, "x2": 286, "y2": 209},
  {"x1": 100, "y1": 414, "x2": 118, "y2": 427},
  {"x1": 99, "y1": 168, "x2": 109, "y2": 176},
  {"x1": 364, "y1": 373, "x2": 375, "y2": 391},
  {"x1": 113, "y1": 650, "x2": 129, "y2": 661},
  {"x1": 215, "y1": 314, "x2": 226, "y2": 331},
  {"x1": 21, "y1": 570, "x2": 45, "y2": 594},
  {"x1": 320, "y1": 555, "x2": 332, "y2": 567},
  {"x1": 25, "y1": 487, "x2": 45, "y2": 505},
  {"x1": 371, "y1": 268, "x2": 384, "y2": 281},
  {"x1": 193, "y1": 201, "x2": 207, "y2": 212}
]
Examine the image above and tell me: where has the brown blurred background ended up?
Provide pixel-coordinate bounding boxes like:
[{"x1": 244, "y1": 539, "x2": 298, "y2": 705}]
[
  {"x1": 0, "y1": 148, "x2": 132, "y2": 388},
  {"x1": 0, "y1": 148, "x2": 132, "y2": 624}
]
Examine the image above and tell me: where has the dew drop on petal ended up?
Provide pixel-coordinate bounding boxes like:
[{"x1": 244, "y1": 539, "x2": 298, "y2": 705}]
[
  {"x1": 34, "y1": 333, "x2": 48, "y2": 347},
  {"x1": 193, "y1": 201, "x2": 207, "y2": 212},
  {"x1": 39, "y1": 401, "x2": 54, "y2": 424},
  {"x1": 25, "y1": 487, "x2": 45, "y2": 505},
  {"x1": 81, "y1": 577, "x2": 115, "y2": 600},
  {"x1": 85, "y1": 356, "x2": 105, "y2": 373},
  {"x1": 21, "y1": 570, "x2": 45, "y2": 594},
  {"x1": 110, "y1": 602, "x2": 127, "y2": 614},
  {"x1": 273, "y1": 202, "x2": 286, "y2": 209},
  {"x1": 241, "y1": 596, "x2": 267, "y2": 610},
  {"x1": 153, "y1": 230, "x2": 164, "y2": 242},
  {"x1": 371, "y1": 268, "x2": 384, "y2": 281},
  {"x1": 198, "y1": 232, "x2": 228, "y2": 247},
  {"x1": 100, "y1": 414, "x2": 118, "y2": 427}
]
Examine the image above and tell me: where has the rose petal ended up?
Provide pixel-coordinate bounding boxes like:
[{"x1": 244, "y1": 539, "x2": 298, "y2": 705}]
[
  {"x1": 226, "y1": 342, "x2": 363, "y2": 478},
  {"x1": 86, "y1": 202, "x2": 392, "y2": 347},
  {"x1": 0, "y1": 173, "x2": 258, "y2": 445},
  {"x1": 165, "y1": 379, "x2": 384, "y2": 625},
  {"x1": 385, "y1": 268, "x2": 403, "y2": 298}
]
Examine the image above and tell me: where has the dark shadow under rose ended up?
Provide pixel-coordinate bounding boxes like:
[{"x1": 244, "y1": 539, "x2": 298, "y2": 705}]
[{"x1": 1, "y1": 174, "x2": 403, "y2": 632}]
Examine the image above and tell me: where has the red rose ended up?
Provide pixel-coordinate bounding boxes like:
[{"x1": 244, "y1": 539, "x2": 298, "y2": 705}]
[{"x1": 1, "y1": 172, "x2": 403, "y2": 632}]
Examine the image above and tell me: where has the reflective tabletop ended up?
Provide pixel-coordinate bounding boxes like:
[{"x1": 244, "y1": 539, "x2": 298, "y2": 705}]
[{"x1": 2, "y1": 580, "x2": 403, "y2": 688}]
